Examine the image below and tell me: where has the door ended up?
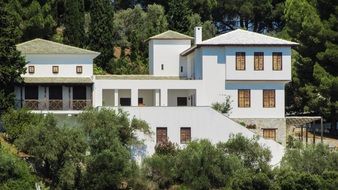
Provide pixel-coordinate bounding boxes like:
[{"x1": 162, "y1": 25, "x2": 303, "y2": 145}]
[{"x1": 177, "y1": 97, "x2": 188, "y2": 106}]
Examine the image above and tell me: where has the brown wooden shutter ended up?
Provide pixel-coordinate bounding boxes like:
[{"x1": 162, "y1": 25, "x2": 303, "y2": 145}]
[
  {"x1": 263, "y1": 129, "x2": 276, "y2": 140},
  {"x1": 273, "y1": 52, "x2": 282, "y2": 70},
  {"x1": 263, "y1": 90, "x2": 275, "y2": 107},
  {"x1": 156, "y1": 127, "x2": 167, "y2": 144},
  {"x1": 238, "y1": 89, "x2": 250, "y2": 107},
  {"x1": 254, "y1": 52, "x2": 264, "y2": 70},
  {"x1": 180, "y1": 127, "x2": 191, "y2": 144},
  {"x1": 236, "y1": 52, "x2": 246, "y2": 70}
]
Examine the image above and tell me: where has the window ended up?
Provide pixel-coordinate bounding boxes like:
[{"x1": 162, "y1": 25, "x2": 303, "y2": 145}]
[
  {"x1": 76, "y1": 66, "x2": 83, "y2": 74},
  {"x1": 25, "y1": 86, "x2": 38, "y2": 99},
  {"x1": 120, "y1": 98, "x2": 131, "y2": 106},
  {"x1": 236, "y1": 52, "x2": 246, "y2": 70},
  {"x1": 161, "y1": 64, "x2": 164, "y2": 70},
  {"x1": 156, "y1": 127, "x2": 167, "y2": 144},
  {"x1": 180, "y1": 127, "x2": 191, "y2": 144},
  {"x1": 238, "y1": 89, "x2": 250, "y2": 107},
  {"x1": 272, "y1": 52, "x2": 282, "y2": 70},
  {"x1": 177, "y1": 97, "x2": 188, "y2": 106},
  {"x1": 52, "y1": 66, "x2": 59, "y2": 74},
  {"x1": 180, "y1": 66, "x2": 183, "y2": 72},
  {"x1": 73, "y1": 86, "x2": 86, "y2": 100},
  {"x1": 263, "y1": 89, "x2": 275, "y2": 108},
  {"x1": 263, "y1": 129, "x2": 276, "y2": 140},
  {"x1": 28, "y1": 66, "x2": 35, "y2": 74},
  {"x1": 138, "y1": 98, "x2": 144, "y2": 106},
  {"x1": 254, "y1": 52, "x2": 264, "y2": 70}
]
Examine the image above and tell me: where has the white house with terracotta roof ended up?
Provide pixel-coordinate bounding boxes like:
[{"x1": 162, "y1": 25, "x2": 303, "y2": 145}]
[{"x1": 14, "y1": 27, "x2": 298, "y2": 165}]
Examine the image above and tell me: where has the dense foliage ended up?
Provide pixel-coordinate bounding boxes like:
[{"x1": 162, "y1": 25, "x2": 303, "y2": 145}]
[{"x1": 1, "y1": 109, "x2": 338, "y2": 189}]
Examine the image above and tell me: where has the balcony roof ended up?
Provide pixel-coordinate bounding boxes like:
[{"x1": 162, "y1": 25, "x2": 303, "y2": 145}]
[
  {"x1": 17, "y1": 39, "x2": 100, "y2": 55},
  {"x1": 22, "y1": 77, "x2": 93, "y2": 84},
  {"x1": 95, "y1": 75, "x2": 183, "y2": 80}
]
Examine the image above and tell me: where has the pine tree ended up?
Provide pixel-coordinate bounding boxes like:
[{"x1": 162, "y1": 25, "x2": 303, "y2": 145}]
[
  {"x1": 0, "y1": 0, "x2": 26, "y2": 111},
  {"x1": 88, "y1": 0, "x2": 115, "y2": 72},
  {"x1": 167, "y1": 0, "x2": 192, "y2": 33},
  {"x1": 63, "y1": 0, "x2": 85, "y2": 47}
]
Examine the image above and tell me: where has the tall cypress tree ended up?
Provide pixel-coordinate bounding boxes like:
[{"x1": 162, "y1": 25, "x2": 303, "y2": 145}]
[
  {"x1": 88, "y1": 0, "x2": 115, "y2": 72},
  {"x1": 63, "y1": 0, "x2": 85, "y2": 47},
  {"x1": 0, "y1": 0, "x2": 26, "y2": 111}
]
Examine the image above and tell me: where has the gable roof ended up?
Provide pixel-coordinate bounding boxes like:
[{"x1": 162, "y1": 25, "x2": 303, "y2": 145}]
[
  {"x1": 146, "y1": 30, "x2": 193, "y2": 42},
  {"x1": 17, "y1": 38, "x2": 100, "y2": 55},
  {"x1": 199, "y1": 29, "x2": 298, "y2": 46}
]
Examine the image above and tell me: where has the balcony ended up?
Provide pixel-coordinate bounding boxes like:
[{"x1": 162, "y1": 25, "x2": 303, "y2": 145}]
[{"x1": 18, "y1": 99, "x2": 92, "y2": 111}]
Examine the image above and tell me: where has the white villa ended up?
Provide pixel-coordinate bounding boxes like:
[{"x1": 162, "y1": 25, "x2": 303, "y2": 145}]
[{"x1": 14, "y1": 27, "x2": 298, "y2": 165}]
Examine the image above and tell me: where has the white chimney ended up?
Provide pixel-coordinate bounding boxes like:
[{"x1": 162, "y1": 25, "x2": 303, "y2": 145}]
[{"x1": 194, "y1": 27, "x2": 202, "y2": 44}]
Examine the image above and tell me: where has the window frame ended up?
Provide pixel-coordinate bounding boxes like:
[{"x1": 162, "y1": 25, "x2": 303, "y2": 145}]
[
  {"x1": 263, "y1": 89, "x2": 276, "y2": 108},
  {"x1": 180, "y1": 127, "x2": 191, "y2": 144},
  {"x1": 238, "y1": 89, "x2": 251, "y2": 108},
  {"x1": 236, "y1": 52, "x2": 246, "y2": 70},
  {"x1": 76, "y1": 66, "x2": 83, "y2": 74},
  {"x1": 156, "y1": 127, "x2": 168, "y2": 144},
  {"x1": 52, "y1": 66, "x2": 59, "y2": 74},
  {"x1": 254, "y1": 52, "x2": 264, "y2": 71},
  {"x1": 272, "y1": 52, "x2": 282, "y2": 71},
  {"x1": 28, "y1": 66, "x2": 35, "y2": 74},
  {"x1": 262, "y1": 128, "x2": 277, "y2": 140}
]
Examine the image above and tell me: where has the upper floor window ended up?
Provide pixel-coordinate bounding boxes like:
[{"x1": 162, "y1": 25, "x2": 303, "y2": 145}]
[
  {"x1": 236, "y1": 52, "x2": 246, "y2": 70},
  {"x1": 180, "y1": 127, "x2": 191, "y2": 144},
  {"x1": 180, "y1": 66, "x2": 183, "y2": 73},
  {"x1": 263, "y1": 128, "x2": 276, "y2": 140},
  {"x1": 263, "y1": 89, "x2": 275, "y2": 108},
  {"x1": 254, "y1": 52, "x2": 264, "y2": 70},
  {"x1": 28, "y1": 66, "x2": 35, "y2": 74},
  {"x1": 156, "y1": 127, "x2": 167, "y2": 144},
  {"x1": 52, "y1": 66, "x2": 59, "y2": 74},
  {"x1": 76, "y1": 66, "x2": 83, "y2": 74},
  {"x1": 161, "y1": 64, "x2": 164, "y2": 70},
  {"x1": 272, "y1": 52, "x2": 282, "y2": 70},
  {"x1": 238, "y1": 89, "x2": 250, "y2": 107}
]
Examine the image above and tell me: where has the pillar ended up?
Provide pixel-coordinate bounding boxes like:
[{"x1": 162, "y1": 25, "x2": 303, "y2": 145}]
[
  {"x1": 131, "y1": 89, "x2": 138, "y2": 106},
  {"x1": 93, "y1": 86, "x2": 102, "y2": 107},
  {"x1": 160, "y1": 89, "x2": 168, "y2": 106},
  {"x1": 155, "y1": 89, "x2": 160, "y2": 106},
  {"x1": 114, "y1": 89, "x2": 119, "y2": 107}
]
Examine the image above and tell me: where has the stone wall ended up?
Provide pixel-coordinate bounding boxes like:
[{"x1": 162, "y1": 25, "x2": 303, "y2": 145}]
[{"x1": 231, "y1": 118, "x2": 286, "y2": 146}]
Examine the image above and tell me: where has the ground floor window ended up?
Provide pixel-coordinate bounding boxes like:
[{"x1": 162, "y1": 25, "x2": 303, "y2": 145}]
[
  {"x1": 120, "y1": 98, "x2": 131, "y2": 106},
  {"x1": 263, "y1": 128, "x2": 277, "y2": 140},
  {"x1": 180, "y1": 127, "x2": 191, "y2": 144},
  {"x1": 156, "y1": 127, "x2": 167, "y2": 144}
]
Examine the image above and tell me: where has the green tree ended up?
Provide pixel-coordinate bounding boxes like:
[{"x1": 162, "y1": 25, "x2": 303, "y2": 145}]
[
  {"x1": 167, "y1": 0, "x2": 192, "y2": 33},
  {"x1": 88, "y1": 0, "x2": 115, "y2": 71},
  {"x1": 63, "y1": 0, "x2": 85, "y2": 47},
  {"x1": 0, "y1": 0, "x2": 26, "y2": 111},
  {"x1": 284, "y1": 0, "x2": 338, "y2": 131},
  {"x1": 0, "y1": 146, "x2": 36, "y2": 190}
]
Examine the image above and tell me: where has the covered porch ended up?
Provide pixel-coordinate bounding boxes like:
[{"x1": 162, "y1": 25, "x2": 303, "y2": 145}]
[
  {"x1": 15, "y1": 77, "x2": 93, "y2": 111},
  {"x1": 101, "y1": 89, "x2": 197, "y2": 107}
]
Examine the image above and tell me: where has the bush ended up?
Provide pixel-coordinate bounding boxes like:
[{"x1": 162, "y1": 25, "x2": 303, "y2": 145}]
[
  {"x1": 0, "y1": 146, "x2": 36, "y2": 190},
  {"x1": 1, "y1": 108, "x2": 42, "y2": 142},
  {"x1": 211, "y1": 95, "x2": 232, "y2": 115}
]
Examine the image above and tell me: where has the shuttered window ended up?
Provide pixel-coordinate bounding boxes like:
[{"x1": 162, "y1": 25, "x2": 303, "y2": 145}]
[
  {"x1": 76, "y1": 66, "x2": 83, "y2": 74},
  {"x1": 52, "y1": 66, "x2": 59, "y2": 74},
  {"x1": 272, "y1": 52, "x2": 282, "y2": 70},
  {"x1": 238, "y1": 89, "x2": 250, "y2": 107},
  {"x1": 263, "y1": 90, "x2": 275, "y2": 108},
  {"x1": 236, "y1": 52, "x2": 246, "y2": 70},
  {"x1": 156, "y1": 127, "x2": 167, "y2": 144},
  {"x1": 180, "y1": 127, "x2": 191, "y2": 144},
  {"x1": 254, "y1": 52, "x2": 264, "y2": 70},
  {"x1": 263, "y1": 129, "x2": 276, "y2": 140}
]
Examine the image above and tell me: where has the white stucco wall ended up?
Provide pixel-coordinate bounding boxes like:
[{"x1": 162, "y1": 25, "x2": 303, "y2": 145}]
[
  {"x1": 117, "y1": 107, "x2": 284, "y2": 166},
  {"x1": 225, "y1": 82, "x2": 285, "y2": 118},
  {"x1": 225, "y1": 46, "x2": 292, "y2": 81},
  {"x1": 22, "y1": 54, "x2": 95, "y2": 77},
  {"x1": 149, "y1": 40, "x2": 191, "y2": 76}
]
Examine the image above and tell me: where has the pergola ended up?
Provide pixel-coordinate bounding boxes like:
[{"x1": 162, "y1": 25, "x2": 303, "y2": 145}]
[{"x1": 286, "y1": 116, "x2": 323, "y2": 143}]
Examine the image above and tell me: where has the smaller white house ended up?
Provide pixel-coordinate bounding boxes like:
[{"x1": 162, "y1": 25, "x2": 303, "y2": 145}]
[{"x1": 15, "y1": 27, "x2": 298, "y2": 165}]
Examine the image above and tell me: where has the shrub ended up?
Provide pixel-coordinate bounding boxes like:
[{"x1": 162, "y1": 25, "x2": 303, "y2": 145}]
[{"x1": 211, "y1": 95, "x2": 232, "y2": 115}]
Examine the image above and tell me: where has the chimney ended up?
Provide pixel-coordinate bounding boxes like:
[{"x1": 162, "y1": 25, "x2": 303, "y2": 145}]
[{"x1": 194, "y1": 27, "x2": 202, "y2": 44}]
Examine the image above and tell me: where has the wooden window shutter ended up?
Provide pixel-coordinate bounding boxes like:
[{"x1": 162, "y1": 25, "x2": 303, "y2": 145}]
[
  {"x1": 180, "y1": 127, "x2": 191, "y2": 144},
  {"x1": 156, "y1": 127, "x2": 167, "y2": 144},
  {"x1": 273, "y1": 52, "x2": 282, "y2": 70},
  {"x1": 238, "y1": 89, "x2": 250, "y2": 107},
  {"x1": 254, "y1": 52, "x2": 264, "y2": 70},
  {"x1": 263, "y1": 90, "x2": 275, "y2": 108},
  {"x1": 236, "y1": 52, "x2": 246, "y2": 70}
]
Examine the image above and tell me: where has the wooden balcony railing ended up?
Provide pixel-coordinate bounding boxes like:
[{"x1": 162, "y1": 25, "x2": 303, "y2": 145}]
[{"x1": 18, "y1": 99, "x2": 92, "y2": 111}]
